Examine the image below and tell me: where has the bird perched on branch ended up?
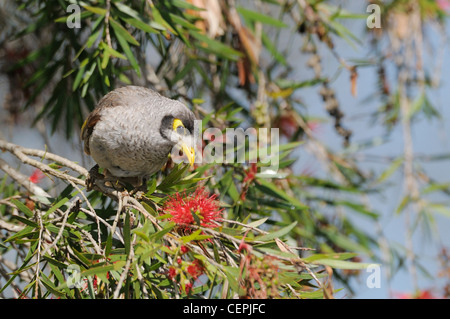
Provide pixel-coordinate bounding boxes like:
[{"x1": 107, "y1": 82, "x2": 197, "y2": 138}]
[{"x1": 81, "y1": 86, "x2": 196, "y2": 191}]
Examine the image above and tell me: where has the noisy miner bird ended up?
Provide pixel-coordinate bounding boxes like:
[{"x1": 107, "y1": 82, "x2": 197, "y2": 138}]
[{"x1": 81, "y1": 86, "x2": 196, "y2": 191}]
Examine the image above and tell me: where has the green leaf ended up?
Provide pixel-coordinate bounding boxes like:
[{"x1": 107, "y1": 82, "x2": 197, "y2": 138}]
[
  {"x1": 147, "y1": 223, "x2": 175, "y2": 242},
  {"x1": 109, "y1": 17, "x2": 140, "y2": 46},
  {"x1": 86, "y1": 29, "x2": 102, "y2": 48},
  {"x1": 4, "y1": 225, "x2": 36, "y2": 243},
  {"x1": 114, "y1": 2, "x2": 141, "y2": 19},
  {"x1": 428, "y1": 203, "x2": 450, "y2": 218},
  {"x1": 0, "y1": 240, "x2": 38, "y2": 293},
  {"x1": 236, "y1": 7, "x2": 288, "y2": 28},
  {"x1": 80, "y1": 264, "x2": 117, "y2": 278},
  {"x1": 261, "y1": 32, "x2": 287, "y2": 66},
  {"x1": 244, "y1": 217, "x2": 269, "y2": 230},
  {"x1": 82, "y1": 5, "x2": 107, "y2": 15},
  {"x1": 157, "y1": 164, "x2": 190, "y2": 191},
  {"x1": 377, "y1": 157, "x2": 404, "y2": 183},
  {"x1": 323, "y1": 231, "x2": 372, "y2": 256},
  {"x1": 181, "y1": 229, "x2": 212, "y2": 243},
  {"x1": 311, "y1": 259, "x2": 376, "y2": 270},
  {"x1": 302, "y1": 252, "x2": 358, "y2": 263},
  {"x1": 11, "y1": 215, "x2": 38, "y2": 228},
  {"x1": 189, "y1": 31, "x2": 242, "y2": 61},
  {"x1": 223, "y1": 266, "x2": 241, "y2": 293},
  {"x1": 113, "y1": 27, "x2": 140, "y2": 75},
  {"x1": 122, "y1": 17, "x2": 158, "y2": 34},
  {"x1": 255, "y1": 179, "x2": 307, "y2": 210},
  {"x1": 335, "y1": 200, "x2": 379, "y2": 219},
  {"x1": 258, "y1": 247, "x2": 299, "y2": 259},
  {"x1": 171, "y1": 0, "x2": 205, "y2": 10},
  {"x1": 11, "y1": 199, "x2": 34, "y2": 218},
  {"x1": 124, "y1": 212, "x2": 131, "y2": 256},
  {"x1": 255, "y1": 221, "x2": 297, "y2": 241},
  {"x1": 275, "y1": 78, "x2": 325, "y2": 90},
  {"x1": 43, "y1": 197, "x2": 69, "y2": 218},
  {"x1": 100, "y1": 41, "x2": 127, "y2": 60}
]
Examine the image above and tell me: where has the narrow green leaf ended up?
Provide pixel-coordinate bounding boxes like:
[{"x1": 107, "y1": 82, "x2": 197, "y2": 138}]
[
  {"x1": 11, "y1": 215, "x2": 38, "y2": 228},
  {"x1": 302, "y1": 252, "x2": 358, "y2": 263},
  {"x1": 100, "y1": 42, "x2": 127, "y2": 60},
  {"x1": 109, "y1": 18, "x2": 139, "y2": 46},
  {"x1": 255, "y1": 179, "x2": 307, "y2": 210},
  {"x1": 11, "y1": 199, "x2": 34, "y2": 218},
  {"x1": 83, "y1": 5, "x2": 107, "y2": 15},
  {"x1": 181, "y1": 229, "x2": 212, "y2": 243},
  {"x1": 255, "y1": 221, "x2": 297, "y2": 241},
  {"x1": 244, "y1": 217, "x2": 268, "y2": 230},
  {"x1": 147, "y1": 223, "x2": 175, "y2": 242},
  {"x1": 113, "y1": 27, "x2": 140, "y2": 75},
  {"x1": 80, "y1": 264, "x2": 116, "y2": 278},
  {"x1": 157, "y1": 164, "x2": 190, "y2": 191},
  {"x1": 124, "y1": 212, "x2": 131, "y2": 256},
  {"x1": 4, "y1": 225, "x2": 35, "y2": 243},
  {"x1": 122, "y1": 17, "x2": 158, "y2": 33},
  {"x1": 237, "y1": 7, "x2": 288, "y2": 28},
  {"x1": 311, "y1": 259, "x2": 377, "y2": 270},
  {"x1": 376, "y1": 157, "x2": 403, "y2": 184},
  {"x1": 189, "y1": 31, "x2": 242, "y2": 61},
  {"x1": 44, "y1": 197, "x2": 69, "y2": 218}
]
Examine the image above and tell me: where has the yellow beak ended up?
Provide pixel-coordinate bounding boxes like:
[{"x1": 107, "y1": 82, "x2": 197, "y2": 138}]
[{"x1": 181, "y1": 142, "x2": 195, "y2": 166}]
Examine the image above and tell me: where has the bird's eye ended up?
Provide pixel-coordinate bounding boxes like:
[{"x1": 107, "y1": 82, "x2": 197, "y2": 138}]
[
  {"x1": 176, "y1": 125, "x2": 186, "y2": 135},
  {"x1": 173, "y1": 118, "x2": 188, "y2": 135}
]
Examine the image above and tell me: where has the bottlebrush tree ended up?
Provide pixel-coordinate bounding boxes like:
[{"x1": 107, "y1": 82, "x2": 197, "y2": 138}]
[{"x1": 0, "y1": 0, "x2": 449, "y2": 299}]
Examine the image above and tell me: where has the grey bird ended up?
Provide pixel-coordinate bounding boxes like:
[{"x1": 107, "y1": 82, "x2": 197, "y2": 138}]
[{"x1": 81, "y1": 86, "x2": 196, "y2": 191}]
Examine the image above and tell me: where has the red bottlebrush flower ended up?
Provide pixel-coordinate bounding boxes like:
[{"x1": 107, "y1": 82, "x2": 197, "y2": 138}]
[
  {"x1": 29, "y1": 169, "x2": 45, "y2": 184},
  {"x1": 241, "y1": 163, "x2": 258, "y2": 200},
  {"x1": 163, "y1": 188, "x2": 223, "y2": 228},
  {"x1": 168, "y1": 267, "x2": 177, "y2": 280},
  {"x1": 243, "y1": 163, "x2": 258, "y2": 183},
  {"x1": 238, "y1": 231, "x2": 252, "y2": 253},
  {"x1": 186, "y1": 260, "x2": 204, "y2": 279},
  {"x1": 184, "y1": 282, "x2": 193, "y2": 294},
  {"x1": 180, "y1": 245, "x2": 189, "y2": 254}
]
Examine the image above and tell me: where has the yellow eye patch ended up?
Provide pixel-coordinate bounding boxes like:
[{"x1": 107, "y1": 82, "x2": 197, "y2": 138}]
[{"x1": 173, "y1": 118, "x2": 184, "y2": 131}]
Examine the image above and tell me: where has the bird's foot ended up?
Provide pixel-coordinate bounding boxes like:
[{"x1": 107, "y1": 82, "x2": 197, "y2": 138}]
[
  {"x1": 129, "y1": 177, "x2": 148, "y2": 197},
  {"x1": 86, "y1": 165, "x2": 102, "y2": 191},
  {"x1": 86, "y1": 166, "x2": 128, "y2": 192}
]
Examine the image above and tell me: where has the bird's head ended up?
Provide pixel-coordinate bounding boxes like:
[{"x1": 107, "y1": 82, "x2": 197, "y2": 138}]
[{"x1": 160, "y1": 111, "x2": 196, "y2": 166}]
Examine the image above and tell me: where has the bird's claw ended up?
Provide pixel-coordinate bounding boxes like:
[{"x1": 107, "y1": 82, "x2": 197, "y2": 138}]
[{"x1": 86, "y1": 164, "x2": 102, "y2": 191}]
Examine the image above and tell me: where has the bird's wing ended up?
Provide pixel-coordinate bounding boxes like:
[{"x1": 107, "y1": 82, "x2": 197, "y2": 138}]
[
  {"x1": 80, "y1": 89, "x2": 124, "y2": 155},
  {"x1": 80, "y1": 110, "x2": 101, "y2": 155}
]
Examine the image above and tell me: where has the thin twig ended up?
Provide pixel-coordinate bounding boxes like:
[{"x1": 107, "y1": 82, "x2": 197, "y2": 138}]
[
  {"x1": 41, "y1": 198, "x2": 81, "y2": 256},
  {"x1": 0, "y1": 158, "x2": 51, "y2": 198},
  {"x1": 0, "y1": 139, "x2": 87, "y2": 186},
  {"x1": 34, "y1": 208, "x2": 44, "y2": 299},
  {"x1": 104, "y1": 0, "x2": 112, "y2": 48},
  {"x1": 69, "y1": 180, "x2": 103, "y2": 248}
]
